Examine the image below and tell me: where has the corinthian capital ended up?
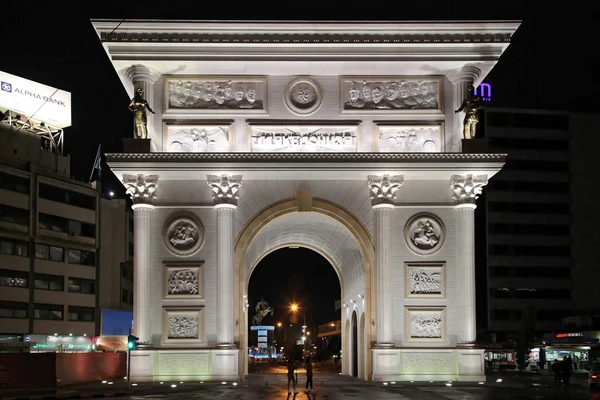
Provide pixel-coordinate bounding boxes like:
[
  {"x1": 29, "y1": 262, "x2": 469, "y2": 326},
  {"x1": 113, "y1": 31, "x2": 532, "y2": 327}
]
[
  {"x1": 451, "y1": 174, "x2": 488, "y2": 204},
  {"x1": 207, "y1": 174, "x2": 243, "y2": 207},
  {"x1": 123, "y1": 174, "x2": 159, "y2": 204},
  {"x1": 368, "y1": 175, "x2": 404, "y2": 207},
  {"x1": 125, "y1": 64, "x2": 161, "y2": 84}
]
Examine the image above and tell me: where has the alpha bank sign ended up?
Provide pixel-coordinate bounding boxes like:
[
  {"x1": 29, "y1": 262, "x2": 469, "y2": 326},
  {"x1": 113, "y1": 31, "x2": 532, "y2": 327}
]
[{"x1": 0, "y1": 70, "x2": 71, "y2": 128}]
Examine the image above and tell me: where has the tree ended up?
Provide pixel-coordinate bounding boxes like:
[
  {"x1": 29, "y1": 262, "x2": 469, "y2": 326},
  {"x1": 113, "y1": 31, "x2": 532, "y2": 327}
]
[{"x1": 515, "y1": 306, "x2": 537, "y2": 372}]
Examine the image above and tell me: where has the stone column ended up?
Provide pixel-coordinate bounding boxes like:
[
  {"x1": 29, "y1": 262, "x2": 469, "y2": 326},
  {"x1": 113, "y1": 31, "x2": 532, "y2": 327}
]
[
  {"x1": 447, "y1": 66, "x2": 481, "y2": 149},
  {"x1": 451, "y1": 174, "x2": 488, "y2": 346},
  {"x1": 123, "y1": 174, "x2": 159, "y2": 344},
  {"x1": 207, "y1": 174, "x2": 243, "y2": 347},
  {"x1": 368, "y1": 174, "x2": 403, "y2": 347},
  {"x1": 125, "y1": 64, "x2": 161, "y2": 139}
]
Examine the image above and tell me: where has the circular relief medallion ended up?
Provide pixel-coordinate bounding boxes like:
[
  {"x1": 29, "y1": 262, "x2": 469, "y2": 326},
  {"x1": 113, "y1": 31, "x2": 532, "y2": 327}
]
[
  {"x1": 162, "y1": 212, "x2": 204, "y2": 256},
  {"x1": 404, "y1": 213, "x2": 446, "y2": 256},
  {"x1": 284, "y1": 77, "x2": 323, "y2": 115}
]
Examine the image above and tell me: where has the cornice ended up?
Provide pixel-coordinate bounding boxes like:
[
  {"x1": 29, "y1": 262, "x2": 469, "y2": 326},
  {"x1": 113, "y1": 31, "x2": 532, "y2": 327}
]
[
  {"x1": 106, "y1": 152, "x2": 506, "y2": 163},
  {"x1": 91, "y1": 20, "x2": 520, "y2": 45}
]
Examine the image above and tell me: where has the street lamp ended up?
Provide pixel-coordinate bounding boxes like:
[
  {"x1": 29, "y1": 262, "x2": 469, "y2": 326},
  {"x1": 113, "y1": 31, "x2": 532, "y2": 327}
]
[{"x1": 290, "y1": 303, "x2": 307, "y2": 359}]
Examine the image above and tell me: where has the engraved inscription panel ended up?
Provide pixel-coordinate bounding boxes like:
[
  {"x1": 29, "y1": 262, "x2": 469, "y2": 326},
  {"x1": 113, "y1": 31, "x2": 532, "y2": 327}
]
[
  {"x1": 402, "y1": 352, "x2": 453, "y2": 374},
  {"x1": 378, "y1": 124, "x2": 444, "y2": 152},
  {"x1": 157, "y1": 352, "x2": 210, "y2": 375},
  {"x1": 249, "y1": 123, "x2": 358, "y2": 152}
]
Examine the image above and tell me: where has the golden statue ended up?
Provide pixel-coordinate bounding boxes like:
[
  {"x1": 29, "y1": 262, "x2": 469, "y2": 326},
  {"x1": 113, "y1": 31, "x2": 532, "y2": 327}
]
[
  {"x1": 128, "y1": 88, "x2": 155, "y2": 139},
  {"x1": 454, "y1": 85, "x2": 482, "y2": 139}
]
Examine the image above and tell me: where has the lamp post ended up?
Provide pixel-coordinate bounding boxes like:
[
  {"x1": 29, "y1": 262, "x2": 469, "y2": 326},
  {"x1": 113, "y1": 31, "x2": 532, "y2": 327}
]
[{"x1": 290, "y1": 303, "x2": 307, "y2": 360}]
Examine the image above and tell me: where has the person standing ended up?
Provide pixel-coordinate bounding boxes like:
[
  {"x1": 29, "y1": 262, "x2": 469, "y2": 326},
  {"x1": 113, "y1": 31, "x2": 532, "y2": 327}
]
[
  {"x1": 305, "y1": 356, "x2": 314, "y2": 393},
  {"x1": 551, "y1": 360, "x2": 562, "y2": 383},
  {"x1": 287, "y1": 358, "x2": 298, "y2": 394},
  {"x1": 562, "y1": 355, "x2": 573, "y2": 385}
]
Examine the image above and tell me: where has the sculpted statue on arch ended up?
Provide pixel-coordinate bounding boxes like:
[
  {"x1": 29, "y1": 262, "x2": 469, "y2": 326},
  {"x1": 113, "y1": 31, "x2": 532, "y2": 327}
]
[
  {"x1": 128, "y1": 87, "x2": 155, "y2": 139},
  {"x1": 252, "y1": 298, "x2": 274, "y2": 326},
  {"x1": 454, "y1": 85, "x2": 483, "y2": 139}
]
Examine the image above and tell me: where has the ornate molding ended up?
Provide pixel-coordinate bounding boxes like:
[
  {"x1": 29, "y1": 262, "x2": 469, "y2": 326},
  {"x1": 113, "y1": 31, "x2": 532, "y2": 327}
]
[
  {"x1": 404, "y1": 212, "x2": 446, "y2": 256},
  {"x1": 125, "y1": 64, "x2": 161, "y2": 84},
  {"x1": 122, "y1": 174, "x2": 158, "y2": 204},
  {"x1": 107, "y1": 152, "x2": 506, "y2": 163},
  {"x1": 368, "y1": 174, "x2": 403, "y2": 207},
  {"x1": 207, "y1": 174, "x2": 243, "y2": 207},
  {"x1": 284, "y1": 77, "x2": 323, "y2": 116},
  {"x1": 451, "y1": 174, "x2": 488, "y2": 204},
  {"x1": 447, "y1": 66, "x2": 481, "y2": 85}
]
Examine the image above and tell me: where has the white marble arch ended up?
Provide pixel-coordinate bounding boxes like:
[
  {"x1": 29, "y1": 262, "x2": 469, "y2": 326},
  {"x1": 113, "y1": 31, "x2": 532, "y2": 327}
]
[{"x1": 235, "y1": 199, "x2": 373, "y2": 379}]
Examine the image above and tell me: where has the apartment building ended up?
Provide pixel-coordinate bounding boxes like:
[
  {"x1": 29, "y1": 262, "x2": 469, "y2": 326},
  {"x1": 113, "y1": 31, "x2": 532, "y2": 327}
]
[{"x1": 0, "y1": 117, "x2": 132, "y2": 344}]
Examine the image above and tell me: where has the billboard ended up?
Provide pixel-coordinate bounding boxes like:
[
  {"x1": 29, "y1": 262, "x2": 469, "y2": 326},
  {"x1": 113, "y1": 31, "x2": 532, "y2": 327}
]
[
  {"x1": 101, "y1": 309, "x2": 133, "y2": 336},
  {"x1": 0, "y1": 70, "x2": 71, "y2": 128}
]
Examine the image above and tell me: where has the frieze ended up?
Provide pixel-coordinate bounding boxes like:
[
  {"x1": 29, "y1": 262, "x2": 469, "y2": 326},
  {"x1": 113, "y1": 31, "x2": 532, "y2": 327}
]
[
  {"x1": 405, "y1": 262, "x2": 445, "y2": 299},
  {"x1": 164, "y1": 76, "x2": 267, "y2": 114},
  {"x1": 376, "y1": 123, "x2": 444, "y2": 153},
  {"x1": 164, "y1": 126, "x2": 229, "y2": 153},
  {"x1": 405, "y1": 307, "x2": 446, "y2": 343},
  {"x1": 340, "y1": 76, "x2": 443, "y2": 114}
]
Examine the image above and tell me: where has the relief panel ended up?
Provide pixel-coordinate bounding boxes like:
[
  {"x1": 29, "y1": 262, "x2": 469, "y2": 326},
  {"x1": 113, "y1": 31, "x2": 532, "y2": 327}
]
[
  {"x1": 163, "y1": 121, "x2": 232, "y2": 152},
  {"x1": 248, "y1": 120, "x2": 359, "y2": 153},
  {"x1": 157, "y1": 352, "x2": 210, "y2": 375},
  {"x1": 401, "y1": 351, "x2": 453, "y2": 374},
  {"x1": 375, "y1": 122, "x2": 444, "y2": 152},
  {"x1": 404, "y1": 307, "x2": 446, "y2": 344},
  {"x1": 405, "y1": 262, "x2": 445, "y2": 299},
  {"x1": 340, "y1": 76, "x2": 443, "y2": 114},
  {"x1": 162, "y1": 212, "x2": 205, "y2": 256},
  {"x1": 164, "y1": 75, "x2": 267, "y2": 115},
  {"x1": 163, "y1": 261, "x2": 204, "y2": 300},
  {"x1": 162, "y1": 308, "x2": 204, "y2": 344},
  {"x1": 404, "y1": 212, "x2": 446, "y2": 256}
]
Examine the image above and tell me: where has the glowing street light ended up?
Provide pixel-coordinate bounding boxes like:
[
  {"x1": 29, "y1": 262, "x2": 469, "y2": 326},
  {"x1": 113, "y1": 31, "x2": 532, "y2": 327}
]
[
  {"x1": 290, "y1": 304, "x2": 298, "y2": 312},
  {"x1": 277, "y1": 322, "x2": 282, "y2": 328}
]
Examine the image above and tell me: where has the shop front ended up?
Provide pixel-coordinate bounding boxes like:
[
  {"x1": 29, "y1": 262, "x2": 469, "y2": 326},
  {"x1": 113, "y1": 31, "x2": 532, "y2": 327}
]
[
  {"x1": 28, "y1": 334, "x2": 92, "y2": 353},
  {"x1": 533, "y1": 332, "x2": 600, "y2": 371}
]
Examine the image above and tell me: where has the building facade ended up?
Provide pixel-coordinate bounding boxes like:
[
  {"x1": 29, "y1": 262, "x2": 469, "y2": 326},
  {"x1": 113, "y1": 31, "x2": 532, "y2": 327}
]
[
  {"x1": 93, "y1": 19, "x2": 520, "y2": 382},
  {"x1": 0, "y1": 116, "x2": 133, "y2": 345},
  {"x1": 484, "y1": 108, "x2": 600, "y2": 337}
]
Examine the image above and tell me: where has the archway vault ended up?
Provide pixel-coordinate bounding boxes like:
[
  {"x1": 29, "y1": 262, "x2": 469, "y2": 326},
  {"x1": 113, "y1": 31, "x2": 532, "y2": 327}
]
[{"x1": 234, "y1": 197, "x2": 375, "y2": 379}]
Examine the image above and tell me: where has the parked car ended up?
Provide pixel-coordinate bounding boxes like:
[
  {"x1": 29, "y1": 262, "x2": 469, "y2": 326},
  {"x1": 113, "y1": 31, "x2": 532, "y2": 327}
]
[{"x1": 589, "y1": 364, "x2": 600, "y2": 389}]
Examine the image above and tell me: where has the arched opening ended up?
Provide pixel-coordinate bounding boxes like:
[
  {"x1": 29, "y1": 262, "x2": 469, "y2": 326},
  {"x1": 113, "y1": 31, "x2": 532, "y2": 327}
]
[
  {"x1": 352, "y1": 311, "x2": 358, "y2": 377},
  {"x1": 234, "y1": 198, "x2": 375, "y2": 380},
  {"x1": 246, "y1": 247, "x2": 341, "y2": 373}
]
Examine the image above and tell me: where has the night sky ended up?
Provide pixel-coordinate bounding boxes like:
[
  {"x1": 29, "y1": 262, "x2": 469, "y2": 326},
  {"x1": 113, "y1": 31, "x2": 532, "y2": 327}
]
[{"x1": 0, "y1": 1, "x2": 595, "y2": 329}]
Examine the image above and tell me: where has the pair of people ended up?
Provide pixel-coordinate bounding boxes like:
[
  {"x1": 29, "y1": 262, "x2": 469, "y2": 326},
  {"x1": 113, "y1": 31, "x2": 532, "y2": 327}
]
[{"x1": 287, "y1": 356, "x2": 314, "y2": 394}]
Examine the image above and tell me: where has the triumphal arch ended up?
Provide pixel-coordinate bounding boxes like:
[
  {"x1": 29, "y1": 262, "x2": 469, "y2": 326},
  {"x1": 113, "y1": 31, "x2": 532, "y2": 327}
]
[{"x1": 92, "y1": 19, "x2": 519, "y2": 382}]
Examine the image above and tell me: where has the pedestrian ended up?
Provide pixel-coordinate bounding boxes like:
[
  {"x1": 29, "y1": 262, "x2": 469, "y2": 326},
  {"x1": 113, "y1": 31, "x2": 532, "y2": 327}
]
[
  {"x1": 551, "y1": 360, "x2": 561, "y2": 383},
  {"x1": 305, "y1": 355, "x2": 315, "y2": 393},
  {"x1": 286, "y1": 358, "x2": 298, "y2": 394},
  {"x1": 562, "y1": 355, "x2": 572, "y2": 385}
]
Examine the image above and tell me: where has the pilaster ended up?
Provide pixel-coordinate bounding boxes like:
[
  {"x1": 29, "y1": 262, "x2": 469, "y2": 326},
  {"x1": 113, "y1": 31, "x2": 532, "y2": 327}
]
[
  {"x1": 123, "y1": 173, "x2": 159, "y2": 344},
  {"x1": 368, "y1": 174, "x2": 403, "y2": 347},
  {"x1": 447, "y1": 66, "x2": 481, "y2": 151},
  {"x1": 451, "y1": 174, "x2": 487, "y2": 346},
  {"x1": 208, "y1": 174, "x2": 243, "y2": 347}
]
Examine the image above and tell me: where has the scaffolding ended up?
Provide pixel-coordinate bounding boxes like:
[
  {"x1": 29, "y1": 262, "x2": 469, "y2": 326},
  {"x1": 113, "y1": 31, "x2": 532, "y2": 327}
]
[{"x1": 1, "y1": 109, "x2": 64, "y2": 155}]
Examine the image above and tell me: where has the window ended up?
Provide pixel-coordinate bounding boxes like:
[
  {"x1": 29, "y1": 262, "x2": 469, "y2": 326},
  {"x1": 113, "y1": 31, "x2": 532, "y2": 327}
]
[
  {"x1": 128, "y1": 242, "x2": 134, "y2": 257},
  {"x1": 34, "y1": 273, "x2": 64, "y2": 291},
  {"x1": 514, "y1": 267, "x2": 571, "y2": 278},
  {"x1": 38, "y1": 213, "x2": 68, "y2": 233},
  {"x1": 490, "y1": 288, "x2": 512, "y2": 299},
  {"x1": 68, "y1": 306, "x2": 94, "y2": 322},
  {"x1": 0, "y1": 301, "x2": 28, "y2": 318},
  {"x1": 0, "y1": 237, "x2": 28, "y2": 256},
  {"x1": 38, "y1": 183, "x2": 96, "y2": 210},
  {"x1": 0, "y1": 269, "x2": 28, "y2": 288},
  {"x1": 489, "y1": 224, "x2": 569, "y2": 236},
  {"x1": 34, "y1": 244, "x2": 64, "y2": 261},
  {"x1": 34, "y1": 303, "x2": 63, "y2": 320},
  {"x1": 68, "y1": 249, "x2": 96, "y2": 266},
  {"x1": 122, "y1": 289, "x2": 128, "y2": 303},
  {"x1": 490, "y1": 267, "x2": 511, "y2": 277},
  {"x1": 0, "y1": 171, "x2": 29, "y2": 194},
  {"x1": 68, "y1": 220, "x2": 96, "y2": 238},
  {"x1": 488, "y1": 202, "x2": 570, "y2": 215},
  {"x1": 0, "y1": 204, "x2": 30, "y2": 226},
  {"x1": 121, "y1": 263, "x2": 133, "y2": 280},
  {"x1": 68, "y1": 277, "x2": 95, "y2": 294},
  {"x1": 487, "y1": 112, "x2": 569, "y2": 130},
  {"x1": 129, "y1": 291, "x2": 133, "y2": 304},
  {"x1": 506, "y1": 160, "x2": 569, "y2": 173},
  {"x1": 490, "y1": 245, "x2": 571, "y2": 257}
]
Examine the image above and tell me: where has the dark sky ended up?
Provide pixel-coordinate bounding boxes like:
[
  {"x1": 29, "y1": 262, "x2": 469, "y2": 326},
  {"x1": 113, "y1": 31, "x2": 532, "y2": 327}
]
[
  {"x1": 247, "y1": 248, "x2": 340, "y2": 331},
  {"x1": 0, "y1": 0, "x2": 595, "y2": 328}
]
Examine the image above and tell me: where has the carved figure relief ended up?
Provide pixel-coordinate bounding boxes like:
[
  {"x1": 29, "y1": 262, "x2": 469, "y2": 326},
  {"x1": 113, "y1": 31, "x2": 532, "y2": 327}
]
[
  {"x1": 122, "y1": 174, "x2": 158, "y2": 204},
  {"x1": 404, "y1": 213, "x2": 445, "y2": 256},
  {"x1": 168, "y1": 269, "x2": 199, "y2": 295},
  {"x1": 284, "y1": 78, "x2": 323, "y2": 115},
  {"x1": 166, "y1": 126, "x2": 229, "y2": 152},
  {"x1": 162, "y1": 213, "x2": 204, "y2": 256},
  {"x1": 405, "y1": 308, "x2": 446, "y2": 343},
  {"x1": 166, "y1": 76, "x2": 266, "y2": 112},
  {"x1": 341, "y1": 77, "x2": 442, "y2": 113},
  {"x1": 406, "y1": 263, "x2": 445, "y2": 299},
  {"x1": 168, "y1": 315, "x2": 199, "y2": 338},
  {"x1": 378, "y1": 124, "x2": 444, "y2": 153}
]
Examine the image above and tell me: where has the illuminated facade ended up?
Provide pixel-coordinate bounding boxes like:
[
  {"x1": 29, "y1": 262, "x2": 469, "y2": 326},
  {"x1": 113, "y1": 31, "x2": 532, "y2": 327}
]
[{"x1": 92, "y1": 19, "x2": 519, "y2": 382}]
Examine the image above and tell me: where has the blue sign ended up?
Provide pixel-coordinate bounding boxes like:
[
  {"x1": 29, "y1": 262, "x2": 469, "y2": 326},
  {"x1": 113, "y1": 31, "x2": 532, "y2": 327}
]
[
  {"x1": 474, "y1": 83, "x2": 491, "y2": 102},
  {"x1": 1, "y1": 81, "x2": 12, "y2": 93}
]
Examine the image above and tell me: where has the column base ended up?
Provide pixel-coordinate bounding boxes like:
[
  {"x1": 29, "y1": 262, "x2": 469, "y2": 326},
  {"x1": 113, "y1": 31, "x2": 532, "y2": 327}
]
[
  {"x1": 371, "y1": 348, "x2": 485, "y2": 382},
  {"x1": 129, "y1": 349, "x2": 240, "y2": 382},
  {"x1": 375, "y1": 342, "x2": 395, "y2": 349}
]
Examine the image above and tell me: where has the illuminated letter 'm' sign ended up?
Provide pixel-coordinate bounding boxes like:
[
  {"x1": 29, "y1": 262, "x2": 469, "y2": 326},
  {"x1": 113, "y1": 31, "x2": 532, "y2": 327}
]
[{"x1": 474, "y1": 83, "x2": 492, "y2": 102}]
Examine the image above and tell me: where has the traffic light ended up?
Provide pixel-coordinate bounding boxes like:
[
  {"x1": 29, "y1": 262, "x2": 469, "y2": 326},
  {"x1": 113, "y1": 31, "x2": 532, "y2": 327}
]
[{"x1": 127, "y1": 333, "x2": 139, "y2": 349}]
